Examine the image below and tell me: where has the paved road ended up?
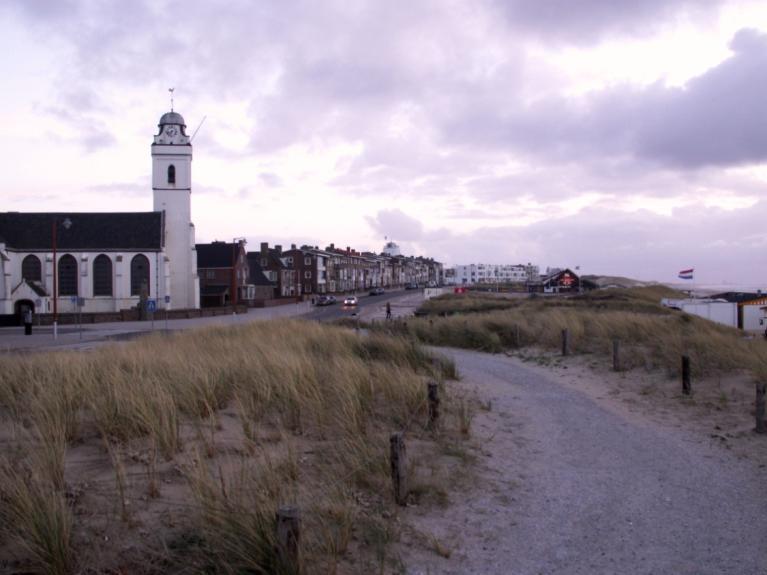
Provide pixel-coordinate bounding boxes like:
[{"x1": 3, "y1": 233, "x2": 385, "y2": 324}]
[
  {"x1": 304, "y1": 289, "x2": 412, "y2": 322},
  {"x1": 403, "y1": 348, "x2": 767, "y2": 575},
  {"x1": 0, "y1": 290, "x2": 426, "y2": 352}
]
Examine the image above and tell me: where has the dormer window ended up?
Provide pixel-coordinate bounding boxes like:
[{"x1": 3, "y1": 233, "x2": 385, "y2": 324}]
[{"x1": 167, "y1": 165, "x2": 176, "y2": 184}]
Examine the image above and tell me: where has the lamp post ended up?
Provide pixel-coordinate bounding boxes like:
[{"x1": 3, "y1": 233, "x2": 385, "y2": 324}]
[
  {"x1": 231, "y1": 237, "x2": 246, "y2": 309},
  {"x1": 51, "y1": 217, "x2": 72, "y2": 339}
]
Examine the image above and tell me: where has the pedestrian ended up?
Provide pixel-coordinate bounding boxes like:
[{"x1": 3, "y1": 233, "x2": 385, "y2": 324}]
[
  {"x1": 23, "y1": 308, "x2": 33, "y2": 336},
  {"x1": 386, "y1": 301, "x2": 392, "y2": 320}
]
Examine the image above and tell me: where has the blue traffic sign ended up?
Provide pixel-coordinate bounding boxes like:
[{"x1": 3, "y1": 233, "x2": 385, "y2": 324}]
[{"x1": 147, "y1": 299, "x2": 157, "y2": 312}]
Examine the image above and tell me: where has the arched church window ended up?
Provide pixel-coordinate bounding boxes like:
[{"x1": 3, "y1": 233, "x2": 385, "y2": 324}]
[
  {"x1": 22, "y1": 255, "x2": 42, "y2": 282},
  {"x1": 167, "y1": 165, "x2": 176, "y2": 184},
  {"x1": 130, "y1": 254, "x2": 150, "y2": 296},
  {"x1": 93, "y1": 254, "x2": 113, "y2": 296},
  {"x1": 58, "y1": 254, "x2": 78, "y2": 296}
]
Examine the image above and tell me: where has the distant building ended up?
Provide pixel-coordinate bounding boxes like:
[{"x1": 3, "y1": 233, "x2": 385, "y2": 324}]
[
  {"x1": 382, "y1": 241, "x2": 401, "y2": 257},
  {"x1": 450, "y1": 263, "x2": 539, "y2": 285},
  {"x1": 538, "y1": 268, "x2": 580, "y2": 294},
  {"x1": 196, "y1": 240, "x2": 249, "y2": 307}
]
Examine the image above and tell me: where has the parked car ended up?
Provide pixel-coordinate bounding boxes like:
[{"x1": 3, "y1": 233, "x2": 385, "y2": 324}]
[
  {"x1": 405, "y1": 282, "x2": 419, "y2": 290},
  {"x1": 343, "y1": 296, "x2": 358, "y2": 306},
  {"x1": 369, "y1": 287, "x2": 385, "y2": 296},
  {"x1": 316, "y1": 295, "x2": 336, "y2": 306}
]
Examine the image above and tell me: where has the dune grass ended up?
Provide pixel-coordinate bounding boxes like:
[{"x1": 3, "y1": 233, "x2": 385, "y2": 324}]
[
  {"x1": 374, "y1": 287, "x2": 767, "y2": 380},
  {"x1": 0, "y1": 320, "x2": 460, "y2": 574}
]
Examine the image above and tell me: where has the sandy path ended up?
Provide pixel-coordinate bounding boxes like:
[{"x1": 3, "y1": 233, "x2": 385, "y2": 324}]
[{"x1": 400, "y1": 348, "x2": 767, "y2": 575}]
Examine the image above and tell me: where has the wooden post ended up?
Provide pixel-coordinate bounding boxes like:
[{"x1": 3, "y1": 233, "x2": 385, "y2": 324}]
[
  {"x1": 681, "y1": 355, "x2": 691, "y2": 395},
  {"x1": 427, "y1": 382, "x2": 440, "y2": 429},
  {"x1": 561, "y1": 329, "x2": 569, "y2": 356},
  {"x1": 612, "y1": 339, "x2": 620, "y2": 372},
  {"x1": 389, "y1": 432, "x2": 408, "y2": 505},
  {"x1": 515, "y1": 324, "x2": 521, "y2": 348},
  {"x1": 276, "y1": 506, "x2": 301, "y2": 573},
  {"x1": 755, "y1": 383, "x2": 766, "y2": 434}
]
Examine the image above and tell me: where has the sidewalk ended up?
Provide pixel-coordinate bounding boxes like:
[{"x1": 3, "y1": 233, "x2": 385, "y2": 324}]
[{"x1": 0, "y1": 301, "x2": 314, "y2": 353}]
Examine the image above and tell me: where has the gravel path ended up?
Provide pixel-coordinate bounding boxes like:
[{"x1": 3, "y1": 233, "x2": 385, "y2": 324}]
[{"x1": 402, "y1": 348, "x2": 767, "y2": 575}]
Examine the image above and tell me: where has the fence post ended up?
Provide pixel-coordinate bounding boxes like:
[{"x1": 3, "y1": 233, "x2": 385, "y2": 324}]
[
  {"x1": 561, "y1": 329, "x2": 569, "y2": 356},
  {"x1": 756, "y1": 383, "x2": 766, "y2": 434},
  {"x1": 276, "y1": 506, "x2": 301, "y2": 573},
  {"x1": 612, "y1": 339, "x2": 620, "y2": 372},
  {"x1": 389, "y1": 432, "x2": 408, "y2": 505},
  {"x1": 682, "y1": 355, "x2": 691, "y2": 395},
  {"x1": 427, "y1": 382, "x2": 440, "y2": 429},
  {"x1": 515, "y1": 324, "x2": 521, "y2": 348}
]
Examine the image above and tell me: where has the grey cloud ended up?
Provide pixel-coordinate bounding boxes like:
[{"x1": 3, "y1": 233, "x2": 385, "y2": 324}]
[
  {"x1": 490, "y1": 0, "x2": 722, "y2": 43},
  {"x1": 444, "y1": 28, "x2": 767, "y2": 170},
  {"x1": 366, "y1": 209, "x2": 424, "y2": 241}
]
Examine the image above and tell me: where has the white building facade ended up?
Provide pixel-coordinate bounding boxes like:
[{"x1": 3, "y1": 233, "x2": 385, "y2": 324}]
[
  {"x1": 449, "y1": 263, "x2": 539, "y2": 285},
  {"x1": 0, "y1": 109, "x2": 200, "y2": 322}
]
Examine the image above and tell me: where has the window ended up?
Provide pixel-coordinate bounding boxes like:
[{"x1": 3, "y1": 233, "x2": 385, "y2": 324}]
[
  {"x1": 304, "y1": 257, "x2": 311, "y2": 265},
  {"x1": 167, "y1": 165, "x2": 176, "y2": 184},
  {"x1": 58, "y1": 254, "x2": 78, "y2": 296},
  {"x1": 261, "y1": 258, "x2": 267, "y2": 267},
  {"x1": 286, "y1": 256, "x2": 293, "y2": 264},
  {"x1": 93, "y1": 254, "x2": 113, "y2": 296},
  {"x1": 130, "y1": 254, "x2": 150, "y2": 296},
  {"x1": 21, "y1": 255, "x2": 42, "y2": 282},
  {"x1": 304, "y1": 271, "x2": 311, "y2": 279},
  {"x1": 206, "y1": 270, "x2": 215, "y2": 279}
]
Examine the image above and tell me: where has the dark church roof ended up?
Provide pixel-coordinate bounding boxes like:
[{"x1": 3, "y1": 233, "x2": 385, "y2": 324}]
[{"x1": 0, "y1": 212, "x2": 164, "y2": 251}]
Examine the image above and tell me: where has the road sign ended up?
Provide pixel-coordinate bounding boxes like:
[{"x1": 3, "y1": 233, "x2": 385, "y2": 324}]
[
  {"x1": 147, "y1": 299, "x2": 157, "y2": 312},
  {"x1": 70, "y1": 296, "x2": 77, "y2": 304},
  {"x1": 164, "y1": 295, "x2": 171, "y2": 304}
]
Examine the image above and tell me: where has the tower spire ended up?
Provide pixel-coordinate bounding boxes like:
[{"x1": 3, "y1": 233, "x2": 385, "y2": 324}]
[{"x1": 168, "y1": 87, "x2": 175, "y2": 111}]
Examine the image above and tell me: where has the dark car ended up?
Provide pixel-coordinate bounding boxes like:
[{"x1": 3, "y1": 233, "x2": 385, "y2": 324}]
[
  {"x1": 405, "y1": 283, "x2": 419, "y2": 290},
  {"x1": 316, "y1": 295, "x2": 336, "y2": 306},
  {"x1": 369, "y1": 287, "x2": 385, "y2": 296}
]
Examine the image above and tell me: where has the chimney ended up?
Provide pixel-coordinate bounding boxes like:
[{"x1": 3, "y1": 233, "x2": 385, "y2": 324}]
[
  {"x1": 275, "y1": 244, "x2": 282, "y2": 255},
  {"x1": 291, "y1": 243, "x2": 297, "y2": 250},
  {"x1": 260, "y1": 242, "x2": 268, "y2": 257},
  {"x1": 346, "y1": 246, "x2": 350, "y2": 253}
]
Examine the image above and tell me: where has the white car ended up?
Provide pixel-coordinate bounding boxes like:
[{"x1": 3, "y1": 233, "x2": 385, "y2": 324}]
[{"x1": 343, "y1": 296, "x2": 358, "y2": 306}]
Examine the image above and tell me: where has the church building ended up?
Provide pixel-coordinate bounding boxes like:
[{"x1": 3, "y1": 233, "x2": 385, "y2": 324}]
[{"x1": 0, "y1": 109, "x2": 200, "y2": 323}]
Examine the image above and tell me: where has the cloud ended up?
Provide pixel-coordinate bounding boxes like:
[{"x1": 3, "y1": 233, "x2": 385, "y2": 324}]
[
  {"x1": 366, "y1": 209, "x2": 425, "y2": 241},
  {"x1": 422, "y1": 200, "x2": 767, "y2": 285},
  {"x1": 490, "y1": 0, "x2": 722, "y2": 43},
  {"x1": 443, "y1": 28, "x2": 767, "y2": 170}
]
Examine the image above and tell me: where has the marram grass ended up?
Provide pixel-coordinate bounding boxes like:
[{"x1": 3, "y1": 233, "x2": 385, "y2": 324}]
[{"x1": 0, "y1": 320, "x2": 459, "y2": 574}]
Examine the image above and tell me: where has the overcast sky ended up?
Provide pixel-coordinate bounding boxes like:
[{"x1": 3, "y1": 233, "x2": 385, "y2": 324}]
[{"x1": 1, "y1": 0, "x2": 766, "y2": 286}]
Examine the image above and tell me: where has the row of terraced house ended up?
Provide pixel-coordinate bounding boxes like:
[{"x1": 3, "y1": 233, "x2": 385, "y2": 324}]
[{"x1": 196, "y1": 240, "x2": 443, "y2": 308}]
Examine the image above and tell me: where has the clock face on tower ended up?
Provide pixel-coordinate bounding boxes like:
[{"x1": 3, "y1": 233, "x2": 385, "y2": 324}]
[{"x1": 166, "y1": 127, "x2": 177, "y2": 137}]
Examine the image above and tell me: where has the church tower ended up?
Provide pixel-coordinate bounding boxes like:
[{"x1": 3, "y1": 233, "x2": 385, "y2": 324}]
[{"x1": 152, "y1": 110, "x2": 199, "y2": 309}]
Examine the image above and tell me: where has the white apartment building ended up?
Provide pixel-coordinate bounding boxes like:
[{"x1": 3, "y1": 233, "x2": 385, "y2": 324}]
[{"x1": 448, "y1": 263, "x2": 539, "y2": 285}]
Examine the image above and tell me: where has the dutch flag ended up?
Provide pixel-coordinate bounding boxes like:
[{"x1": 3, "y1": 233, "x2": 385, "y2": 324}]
[{"x1": 678, "y1": 268, "x2": 694, "y2": 280}]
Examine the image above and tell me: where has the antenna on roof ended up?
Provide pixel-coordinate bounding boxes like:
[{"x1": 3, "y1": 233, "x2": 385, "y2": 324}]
[
  {"x1": 191, "y1": 115, "x2": 207, "y2": 142},
  {"x1": 168, "y1": 87, "x2": 175, "y2": 111}
]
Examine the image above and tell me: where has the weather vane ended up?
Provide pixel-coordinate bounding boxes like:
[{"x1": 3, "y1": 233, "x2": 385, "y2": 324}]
[{"x1": 169, "y1": 87, "x2": 175, "y2": 111}]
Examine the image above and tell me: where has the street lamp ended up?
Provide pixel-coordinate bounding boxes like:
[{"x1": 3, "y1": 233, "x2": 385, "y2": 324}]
[
  {"x1": 52, "y1": 216, "x2": 72, "y2": 339},
  {"x1": 231, "y1": 237, "x2": 246, "y2": 308}
]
